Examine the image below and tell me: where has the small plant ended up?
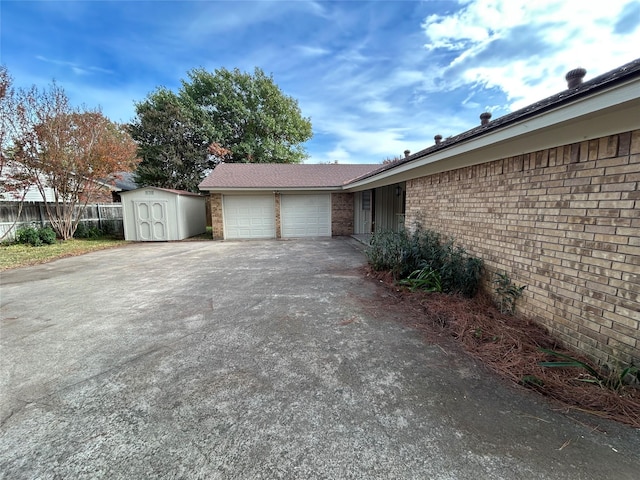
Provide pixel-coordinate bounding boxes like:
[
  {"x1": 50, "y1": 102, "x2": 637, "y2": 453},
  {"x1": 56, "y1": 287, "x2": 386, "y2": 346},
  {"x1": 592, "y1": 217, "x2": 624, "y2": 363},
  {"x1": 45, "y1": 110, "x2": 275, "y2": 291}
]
[
  {"x1": 399, "y1": 267, "x2": 442, "y2": 292},
  {"x1": 520, "y1": 375, "x2": 545, "y2": 387},
  {"x1": 493, "y1": 271, "x2": 526, "y2": 315},
  {"x1": 538, "y1": 348, "x2": 638, "y2": 392}
]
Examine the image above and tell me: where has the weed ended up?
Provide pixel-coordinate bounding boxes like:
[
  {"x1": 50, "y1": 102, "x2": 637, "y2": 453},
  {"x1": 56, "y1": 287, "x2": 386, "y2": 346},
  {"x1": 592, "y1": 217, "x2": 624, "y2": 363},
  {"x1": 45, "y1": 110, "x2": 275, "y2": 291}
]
[
  {"x1": 539, "y1": 348, "x2": 638, "y2": 392},
  {"x1": 520, "y1": 375, "x2": 545, "y2": 387},
  {"x1": 493, "y1": 271, "x2": 526, "y2": 315},
  {"x1": 399, "y1": 267, "x2": 442, "y2": 292}
]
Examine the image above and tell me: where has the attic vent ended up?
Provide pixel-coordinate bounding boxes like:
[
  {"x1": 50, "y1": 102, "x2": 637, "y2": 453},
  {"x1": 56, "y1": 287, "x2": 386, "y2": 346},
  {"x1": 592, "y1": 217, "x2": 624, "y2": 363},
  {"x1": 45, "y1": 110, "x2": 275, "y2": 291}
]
[
  {"x1": 434, "y1": 135, "x2": 442, "y2": 145},
  {"x1": 566, "y1": 68, "x2": 587, "y2": 88},
  {"x1": 480, "y1": 112, "x2": 492, "y2": 126}
]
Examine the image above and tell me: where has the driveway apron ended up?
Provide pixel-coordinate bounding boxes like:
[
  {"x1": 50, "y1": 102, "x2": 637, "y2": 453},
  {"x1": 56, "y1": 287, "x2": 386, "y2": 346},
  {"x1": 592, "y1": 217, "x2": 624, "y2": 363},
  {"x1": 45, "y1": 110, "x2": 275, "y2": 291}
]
[{"x1": 1, "y1": 238, "x2": 638, "y2": 479}]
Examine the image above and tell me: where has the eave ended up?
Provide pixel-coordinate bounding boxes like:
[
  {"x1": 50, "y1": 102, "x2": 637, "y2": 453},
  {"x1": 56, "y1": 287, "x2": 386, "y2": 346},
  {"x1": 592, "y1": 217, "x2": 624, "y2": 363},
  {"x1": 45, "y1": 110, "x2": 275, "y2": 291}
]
[{"x1": 345, "y1": 74, "x2": 640, "y2": 191}]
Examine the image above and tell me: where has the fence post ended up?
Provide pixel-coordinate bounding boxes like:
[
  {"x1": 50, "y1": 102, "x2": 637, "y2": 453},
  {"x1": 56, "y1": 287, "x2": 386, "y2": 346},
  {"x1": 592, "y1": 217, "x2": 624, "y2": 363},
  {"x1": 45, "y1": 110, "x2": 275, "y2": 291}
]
[
  {"x1": 97, "y1": 204, "x2": 102, "y2": 230},
  {"x1": 38, "y1": 203, "x2": 45, "y2": 227}
]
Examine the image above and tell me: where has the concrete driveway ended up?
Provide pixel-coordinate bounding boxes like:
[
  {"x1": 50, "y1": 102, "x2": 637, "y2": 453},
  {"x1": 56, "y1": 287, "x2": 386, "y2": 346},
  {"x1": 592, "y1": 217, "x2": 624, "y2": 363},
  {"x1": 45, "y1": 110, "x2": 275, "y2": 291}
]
[{"x1": 1, "y1": 238, "x2": 638, "y2": 479}]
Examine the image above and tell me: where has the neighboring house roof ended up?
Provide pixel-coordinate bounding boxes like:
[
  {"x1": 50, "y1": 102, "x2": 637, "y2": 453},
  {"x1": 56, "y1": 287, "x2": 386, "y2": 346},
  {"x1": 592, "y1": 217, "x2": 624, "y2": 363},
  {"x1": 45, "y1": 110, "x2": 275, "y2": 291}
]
[
  {"x1": 199, "y1": 163, "x2": 379, "y2": 190},
  {"x1": 112, "y1": 172, "x2": 138, "y2": 191},
  {"x1": 121, "y1": 186, "x2": 204, "y2": 197}
]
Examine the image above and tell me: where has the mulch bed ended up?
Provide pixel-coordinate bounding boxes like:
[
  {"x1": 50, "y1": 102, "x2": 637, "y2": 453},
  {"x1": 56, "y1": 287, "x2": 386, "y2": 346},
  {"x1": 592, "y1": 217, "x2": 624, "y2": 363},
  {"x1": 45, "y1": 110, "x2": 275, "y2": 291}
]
[{"x1": 363, "y1": 267, "x2": 640, "y2": 429}]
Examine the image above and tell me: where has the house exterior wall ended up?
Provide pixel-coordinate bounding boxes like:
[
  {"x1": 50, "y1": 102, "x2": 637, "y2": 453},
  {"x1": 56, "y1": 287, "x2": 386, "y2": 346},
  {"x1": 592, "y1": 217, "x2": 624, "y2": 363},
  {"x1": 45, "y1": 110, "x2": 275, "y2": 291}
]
[
  {"x1": 331, "y1": 192, "x2": 354, "y2": 236},
  {"x1": 210, "y1": 193, "x2": 223, "y2": 240},
  {"x1": 405, "y1": 129, "x2": 640, "y2": 367},
  {"x1": 80, "y1": 186, "x2": 114, "y2": 204}
]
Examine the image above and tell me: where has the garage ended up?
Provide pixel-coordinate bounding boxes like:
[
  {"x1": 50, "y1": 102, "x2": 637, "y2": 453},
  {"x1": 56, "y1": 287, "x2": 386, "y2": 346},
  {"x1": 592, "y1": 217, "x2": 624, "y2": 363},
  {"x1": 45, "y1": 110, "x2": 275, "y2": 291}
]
[
  {"x1": 223, "y1": 195, "x2": 275, "y2": 239},
  {"x1": 199, "y1": 163, "x2": 380, "y2": 240},
  {"x1": 281, "y1": 194, "x2": 331, "y2": 238},
  {"x1": 121, "y1": 187, "x2": 207, "y2": 241}
]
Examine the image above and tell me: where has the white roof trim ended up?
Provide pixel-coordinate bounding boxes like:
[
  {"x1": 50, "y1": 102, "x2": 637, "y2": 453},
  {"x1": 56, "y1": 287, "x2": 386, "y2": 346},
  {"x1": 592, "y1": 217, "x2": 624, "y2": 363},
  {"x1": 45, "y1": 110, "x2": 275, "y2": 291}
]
[{"x1": 345, "y1": 77, "x2": 640, "y2": 191}]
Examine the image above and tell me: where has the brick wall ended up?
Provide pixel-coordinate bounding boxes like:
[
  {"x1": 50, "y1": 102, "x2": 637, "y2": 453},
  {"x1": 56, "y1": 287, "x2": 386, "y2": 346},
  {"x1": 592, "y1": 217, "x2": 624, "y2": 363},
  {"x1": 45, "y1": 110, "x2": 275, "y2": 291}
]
[
  {"x1": 332, "y1": 192, "x2": 355, "y2": 236},
  {"x1": 275, "y1": 193, "x2": 282, "y2": 239},
  {"x1": 209, "y1": 193, "x2": 223, "y2": 240},
  {"x1": 405, "y1": 130, "x2": 640, "y2": 367}
]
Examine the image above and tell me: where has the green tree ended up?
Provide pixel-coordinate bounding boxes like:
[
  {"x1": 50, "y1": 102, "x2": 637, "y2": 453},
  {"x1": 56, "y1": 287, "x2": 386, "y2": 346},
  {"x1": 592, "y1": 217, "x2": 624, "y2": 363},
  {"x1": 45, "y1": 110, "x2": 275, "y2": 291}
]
[
  {"x1": 128, "y1": 88, "x2": 211, "y2": 192},
  {"x1": 130, "y1": 67, "x2": 312, "y2": 191},
  {"x1": 181, "y1": 67, "x2": 312, "y2": 164}
]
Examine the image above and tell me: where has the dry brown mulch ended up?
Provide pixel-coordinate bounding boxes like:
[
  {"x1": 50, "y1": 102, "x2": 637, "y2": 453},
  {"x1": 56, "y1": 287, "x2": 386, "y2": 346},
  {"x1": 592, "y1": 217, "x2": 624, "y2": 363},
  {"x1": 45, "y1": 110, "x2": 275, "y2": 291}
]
[{"x1": 363, "y1": 267, "x2": 640, "y2": 429}]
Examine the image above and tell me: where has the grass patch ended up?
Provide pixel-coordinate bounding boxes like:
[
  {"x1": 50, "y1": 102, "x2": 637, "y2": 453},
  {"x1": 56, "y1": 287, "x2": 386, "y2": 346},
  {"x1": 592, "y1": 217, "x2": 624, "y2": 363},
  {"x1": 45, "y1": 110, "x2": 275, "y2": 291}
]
[{"x1": 0, "y1": 238, "x2": 129, "y2": 271}]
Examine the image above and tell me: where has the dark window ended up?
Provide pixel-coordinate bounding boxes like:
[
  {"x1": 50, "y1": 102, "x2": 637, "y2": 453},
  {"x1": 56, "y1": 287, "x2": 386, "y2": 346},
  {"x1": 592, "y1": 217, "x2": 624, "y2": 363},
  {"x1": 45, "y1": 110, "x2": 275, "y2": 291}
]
[{"x1": 362, "y1": 190, "x2": 371, "y2": 210}]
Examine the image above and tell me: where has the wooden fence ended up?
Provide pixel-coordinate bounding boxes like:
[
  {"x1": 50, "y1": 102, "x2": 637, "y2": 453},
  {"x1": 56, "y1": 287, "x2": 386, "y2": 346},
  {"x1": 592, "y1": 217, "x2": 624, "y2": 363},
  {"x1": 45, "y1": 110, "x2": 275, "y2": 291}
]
[{"x1": 0, "y1": 201, "x2": 123, "y2": 241}]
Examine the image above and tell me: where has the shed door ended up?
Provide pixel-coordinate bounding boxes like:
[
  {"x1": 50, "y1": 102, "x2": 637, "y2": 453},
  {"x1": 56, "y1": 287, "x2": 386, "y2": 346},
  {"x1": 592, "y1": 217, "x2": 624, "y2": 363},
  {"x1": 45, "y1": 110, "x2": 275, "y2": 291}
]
[
  {"x1": 134, "y1": 200, "x2": 168, "y2": 241},
  {"x1": 281, "y1": 194, "x2": 331, "y2": 238},
  {"x1": 223, "y1": 195, "x2": 275, "y2": 239}
]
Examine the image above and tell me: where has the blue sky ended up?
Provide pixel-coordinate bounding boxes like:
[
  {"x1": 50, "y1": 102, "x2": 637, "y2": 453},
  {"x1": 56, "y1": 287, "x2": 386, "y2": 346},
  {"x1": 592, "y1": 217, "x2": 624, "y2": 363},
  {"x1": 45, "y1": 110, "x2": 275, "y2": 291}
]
[{"x1": 2, "y1": 0, "x2": 639, "y2": 164}]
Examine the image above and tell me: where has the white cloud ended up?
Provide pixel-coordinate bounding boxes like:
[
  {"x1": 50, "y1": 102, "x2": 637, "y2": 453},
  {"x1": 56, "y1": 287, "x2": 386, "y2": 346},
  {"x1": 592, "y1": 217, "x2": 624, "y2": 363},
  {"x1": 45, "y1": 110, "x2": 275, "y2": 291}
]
[
  {"x1": 35, "y1": 55, "x2": 114, "y2": 76},
  {"x1": 295, "y1": 45, "x2": 331, "y2": 57},
  {"x1": 420, "y1": 0, "x2": 640, "y2": 111}
]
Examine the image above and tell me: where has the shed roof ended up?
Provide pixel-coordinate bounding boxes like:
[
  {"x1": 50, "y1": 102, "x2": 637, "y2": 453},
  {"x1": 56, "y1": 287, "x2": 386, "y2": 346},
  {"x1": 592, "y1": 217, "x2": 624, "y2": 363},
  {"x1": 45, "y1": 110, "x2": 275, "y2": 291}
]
[
  {"x1": 121, "y1": 186, "x2": 203, "y2": 197},
  {"x1": 199, "y1": 163, "x2": 379, "y2": 190}
]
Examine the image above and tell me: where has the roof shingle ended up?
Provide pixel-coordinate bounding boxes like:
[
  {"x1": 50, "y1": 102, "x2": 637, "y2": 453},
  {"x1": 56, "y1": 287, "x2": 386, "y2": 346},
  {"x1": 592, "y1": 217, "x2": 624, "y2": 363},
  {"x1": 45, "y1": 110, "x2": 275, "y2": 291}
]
[{"x1": 199, "y1": 163, "x2": 379, "y2": 189}]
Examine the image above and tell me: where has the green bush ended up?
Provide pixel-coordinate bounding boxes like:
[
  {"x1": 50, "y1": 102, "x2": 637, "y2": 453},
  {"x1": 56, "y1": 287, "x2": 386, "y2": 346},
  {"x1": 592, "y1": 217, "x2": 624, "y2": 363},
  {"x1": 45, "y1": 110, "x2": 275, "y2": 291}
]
[
  {"x1": 74, "y1": 222, "x2": 102, "y2": 239},
  {"x1": 366, "y1": 229, "x2": 412, "y2": 277},
  {"x1": 15, "y1": 225, "x2": 57, "y2": 246},
  {"x1": 16, "y1": 226, "x2": 42, "y2": 246},
  {"x1": 366, "y1": 225, "x2": 483, "y2": 297},
  {"x1": 38, "y1": 226, "x2": 57, "y2": 245}
]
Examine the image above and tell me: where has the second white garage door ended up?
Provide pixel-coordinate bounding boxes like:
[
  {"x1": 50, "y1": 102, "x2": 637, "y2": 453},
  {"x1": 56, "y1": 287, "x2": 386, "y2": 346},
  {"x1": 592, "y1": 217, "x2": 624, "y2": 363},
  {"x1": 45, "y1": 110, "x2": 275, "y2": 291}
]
[
  {"x1": 281, "y1": 194, "x2": 331, "y2": 238},
  {"x1": 223, "y1": 195, "x2": 275, "y2": 239}
]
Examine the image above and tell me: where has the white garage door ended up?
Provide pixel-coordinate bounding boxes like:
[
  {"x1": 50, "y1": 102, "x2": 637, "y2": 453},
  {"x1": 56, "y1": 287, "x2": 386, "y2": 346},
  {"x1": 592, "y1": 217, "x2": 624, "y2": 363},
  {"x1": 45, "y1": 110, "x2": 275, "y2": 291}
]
[
  {"x1": 223, "y1": 195, "x2": 275, "y2": 239},
  {"x1": 281, "y1": 194, "x2": 331, "y2": 238}
]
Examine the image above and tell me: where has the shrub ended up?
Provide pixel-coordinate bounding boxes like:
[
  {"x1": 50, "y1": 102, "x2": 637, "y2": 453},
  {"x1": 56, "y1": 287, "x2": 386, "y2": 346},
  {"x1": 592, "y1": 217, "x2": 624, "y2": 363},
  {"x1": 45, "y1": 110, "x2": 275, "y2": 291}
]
[
  {"x1": 366, "y1": 225, "x2": 483, "y2": 297},
  {"x1": 366, "y1": 229, "x2": 412, "y2": 278},
  {"x1": 15, "y1": 225, "x2": 57, "y2": 246},
  {"x1": 38, "y1": 226, "x2": 57, "y2": 245},
  {"x1": 16, "y1": 225, "x2": 42, "y2": 246},
  {"x1": 74, "y1": 222, "x2": 102, "y2": 239}
]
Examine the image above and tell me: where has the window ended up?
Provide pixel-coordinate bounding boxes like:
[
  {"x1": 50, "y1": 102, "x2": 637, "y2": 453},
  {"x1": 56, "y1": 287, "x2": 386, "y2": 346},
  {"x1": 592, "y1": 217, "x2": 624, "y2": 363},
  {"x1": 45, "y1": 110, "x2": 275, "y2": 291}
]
[{"x1": 362, "y1": 190, "x2": 371, "y2": 210}]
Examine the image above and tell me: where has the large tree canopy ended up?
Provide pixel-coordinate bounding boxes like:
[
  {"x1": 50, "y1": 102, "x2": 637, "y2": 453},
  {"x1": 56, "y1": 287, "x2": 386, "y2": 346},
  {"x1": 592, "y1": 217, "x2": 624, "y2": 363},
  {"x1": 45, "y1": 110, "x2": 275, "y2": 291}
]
[
  {"x1": 129, "y1": 67, "x2": 313, "y2": 191},
  {"x1": 128, "y1": 88, "x2": 211, "y2": 192}
]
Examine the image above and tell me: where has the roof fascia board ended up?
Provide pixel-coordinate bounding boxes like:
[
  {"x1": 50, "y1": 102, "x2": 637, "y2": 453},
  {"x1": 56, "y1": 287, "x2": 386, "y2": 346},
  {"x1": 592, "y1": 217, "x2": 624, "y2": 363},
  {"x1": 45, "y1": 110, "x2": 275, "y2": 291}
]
[
  {"x1": 199, "y1": 186, "x2": 341, "y2": 193},
  {"x1": 345, "y1": 78, "x2": 640, "y2": 191}
]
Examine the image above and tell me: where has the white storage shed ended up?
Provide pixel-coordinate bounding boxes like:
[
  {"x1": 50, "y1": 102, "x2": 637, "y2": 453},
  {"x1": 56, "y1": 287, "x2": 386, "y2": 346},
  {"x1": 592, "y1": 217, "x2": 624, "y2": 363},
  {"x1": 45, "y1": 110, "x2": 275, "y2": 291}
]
[{"x1": 121, "y1": 187, "x2": 207, "y2": 241}]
